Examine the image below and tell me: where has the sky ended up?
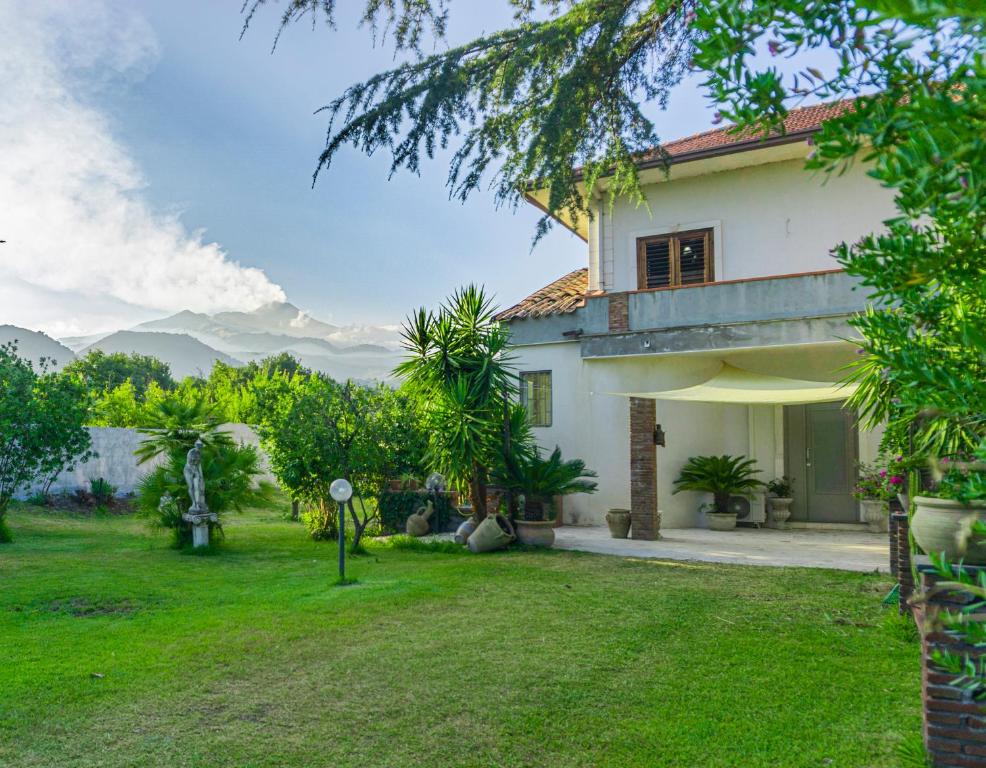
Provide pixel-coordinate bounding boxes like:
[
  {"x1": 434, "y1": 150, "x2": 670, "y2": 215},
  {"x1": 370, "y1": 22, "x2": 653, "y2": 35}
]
[{"x1": 0, "y1": 0, "x2": 727, "y2": 338}]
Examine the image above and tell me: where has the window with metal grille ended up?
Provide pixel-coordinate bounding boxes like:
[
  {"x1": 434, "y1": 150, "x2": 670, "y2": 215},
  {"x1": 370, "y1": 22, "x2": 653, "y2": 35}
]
[
  {"x1": 519, "y1": 371, "x2": 552, "y2": 427},
  {"x1": 636, "y1": 228, "x2": 714, "y2": 289}
]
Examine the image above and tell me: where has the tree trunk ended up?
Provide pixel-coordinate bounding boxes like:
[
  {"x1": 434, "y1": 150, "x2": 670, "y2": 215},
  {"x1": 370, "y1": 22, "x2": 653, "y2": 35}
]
[
  {"x1": 715, "y1": 493, "x2": 731, "y2": 515},
  {"x1": 470, "y1": 464, "x2": 487, "y2": 522},
  {"x1": 347, "y1": 497, "x2": 372, "y2": 552},
  {"x1": 291, "y1": 499, "x2": 299, "y2": 521}
]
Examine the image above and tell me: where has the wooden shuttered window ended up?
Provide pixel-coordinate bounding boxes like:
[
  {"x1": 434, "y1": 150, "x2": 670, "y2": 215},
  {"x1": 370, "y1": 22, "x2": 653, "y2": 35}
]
[
  {"x1": 519, "y1": 371, "x2": 552, "y2": 428},
  {"x1": 636, "y1": 229, "x2": 714, "y2": 289}
]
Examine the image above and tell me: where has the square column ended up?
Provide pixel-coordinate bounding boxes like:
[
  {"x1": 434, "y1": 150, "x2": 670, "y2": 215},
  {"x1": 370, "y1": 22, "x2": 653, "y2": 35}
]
[{"x1": 629, "y1": 397, "x2": 660, "y2": 540}]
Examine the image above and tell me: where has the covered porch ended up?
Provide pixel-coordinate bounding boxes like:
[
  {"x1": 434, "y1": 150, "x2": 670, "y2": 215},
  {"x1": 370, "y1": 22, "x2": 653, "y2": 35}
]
[{"x1": 554, "y1": 524, "x2": 888, "y2": 573}]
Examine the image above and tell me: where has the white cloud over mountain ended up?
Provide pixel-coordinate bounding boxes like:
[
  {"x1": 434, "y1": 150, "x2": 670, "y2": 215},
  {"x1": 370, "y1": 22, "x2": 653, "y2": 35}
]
[{"x1": 0, "y1": 0, "x2": 286, "y2": 336}]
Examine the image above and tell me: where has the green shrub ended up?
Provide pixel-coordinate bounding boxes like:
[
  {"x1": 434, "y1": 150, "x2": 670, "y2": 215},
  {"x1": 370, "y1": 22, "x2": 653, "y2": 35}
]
[
  {"x1": 89, "y1": 477, "x2": 116, "y2": 506},
  {"x1": 301, "y1": 500, "x2": 339, "y2": 541},
  {"x1": 377, "y1": 491, "x2": 456, "y2": 535}
]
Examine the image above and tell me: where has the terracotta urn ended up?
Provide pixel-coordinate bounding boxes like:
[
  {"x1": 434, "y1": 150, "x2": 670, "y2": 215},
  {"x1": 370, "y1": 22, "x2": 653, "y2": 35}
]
[
  {"x1": 514, "y1": 519, "x2": 555, "y2": 548},
  {"x1": 605, "y1": 509, "x2": 631, "y2": 539},
  {"x1": 768, "y1": 497, "x2": 793, "y2": 530}
]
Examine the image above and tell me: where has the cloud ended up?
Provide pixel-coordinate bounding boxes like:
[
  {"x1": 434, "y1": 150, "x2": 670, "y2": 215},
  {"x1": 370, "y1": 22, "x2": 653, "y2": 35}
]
[{"x1": 0, "y1": 0, "x2": 285, "y2": 336}]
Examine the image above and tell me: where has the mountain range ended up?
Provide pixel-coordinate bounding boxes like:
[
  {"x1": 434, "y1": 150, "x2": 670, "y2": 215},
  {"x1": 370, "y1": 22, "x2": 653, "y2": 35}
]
[{"x1": 2, "y1": 302, "x2": 405, "y2": 382}]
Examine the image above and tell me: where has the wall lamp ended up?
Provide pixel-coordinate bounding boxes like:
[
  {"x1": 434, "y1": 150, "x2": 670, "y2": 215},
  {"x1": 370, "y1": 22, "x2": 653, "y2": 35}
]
[{"x1": 653, "y1": 424, "x2": 667, "y2": 447}]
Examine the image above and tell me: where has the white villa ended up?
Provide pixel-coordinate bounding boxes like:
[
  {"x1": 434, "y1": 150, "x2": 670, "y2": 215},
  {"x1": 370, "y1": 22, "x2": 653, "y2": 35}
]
[{"x1": 496, "y1": 101, "x2": 897, "y2": 537}]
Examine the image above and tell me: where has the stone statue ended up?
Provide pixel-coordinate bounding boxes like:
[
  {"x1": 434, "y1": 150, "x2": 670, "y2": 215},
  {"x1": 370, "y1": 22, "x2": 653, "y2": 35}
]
[
  {"x1": 183, "y1": 439, "x2": 208, "y2": 513},
  {"x1": 425, "y1": 472, "x2": 447, "y2": 493}
]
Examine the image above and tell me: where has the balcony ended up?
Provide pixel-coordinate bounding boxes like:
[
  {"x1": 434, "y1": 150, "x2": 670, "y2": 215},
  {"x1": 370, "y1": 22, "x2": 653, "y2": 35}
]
[{"x1": 507, "y1": 270, "x2": 872, "y2": 357}]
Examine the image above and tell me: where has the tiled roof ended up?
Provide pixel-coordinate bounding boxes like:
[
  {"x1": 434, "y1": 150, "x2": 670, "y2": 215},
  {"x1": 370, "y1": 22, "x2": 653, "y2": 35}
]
[
  {"x1": 496, "y1": 268, "x2": 589, "y2": 321},
  {"x1": 644, "y1": 99, "x2": 855, "y2": 163}
]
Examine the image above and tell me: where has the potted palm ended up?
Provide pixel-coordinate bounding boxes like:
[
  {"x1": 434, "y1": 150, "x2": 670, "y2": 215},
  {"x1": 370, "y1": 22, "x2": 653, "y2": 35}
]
[
  {"x1": 493, "y1": 446, "x2": 597, "y2": 547},
  {"x1": 673, "y1": 455, "x2": 764, "y2": 531},
  {"x1": 766, "y1": 476, "x2": 795, "y2": 529}
]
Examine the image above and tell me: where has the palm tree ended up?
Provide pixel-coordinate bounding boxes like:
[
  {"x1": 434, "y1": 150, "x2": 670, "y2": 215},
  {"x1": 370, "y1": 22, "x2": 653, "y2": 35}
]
[
  {"x1": 493, "y1": 446, "x2": 597, "y2": 520},
  {"x1": 672, "y1": 455, "x2": 764, "y2": 514},
  {"x1": 395, "y1": 286, "x2": 517, "y2": 519},
  {"x1": 135, "y1": 394, "x2": 225, "y2": 465}
]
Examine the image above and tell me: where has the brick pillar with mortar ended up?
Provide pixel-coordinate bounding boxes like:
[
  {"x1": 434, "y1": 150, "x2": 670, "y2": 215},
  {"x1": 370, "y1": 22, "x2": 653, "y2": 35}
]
[
  {"x1": 629, "y1": 397, "x2": 660, "y2": 540},
  {"x1": 916, "y1": 560, "x2": 986, "y2": 767},
  {"x1": 608, "y1": 293, "x2": 629, "y2": 333},
  {"x1": 891, "y1": 511, "x2": 915, "y2": 614}
]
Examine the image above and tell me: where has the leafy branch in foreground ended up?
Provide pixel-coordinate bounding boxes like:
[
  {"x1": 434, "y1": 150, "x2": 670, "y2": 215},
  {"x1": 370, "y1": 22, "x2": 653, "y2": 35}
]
[{"x1": 243, "y1": 0, "x2": 695, "y2": 241}]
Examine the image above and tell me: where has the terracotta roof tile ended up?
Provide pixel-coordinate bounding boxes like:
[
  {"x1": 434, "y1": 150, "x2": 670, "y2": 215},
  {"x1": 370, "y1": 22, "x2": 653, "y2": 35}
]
[
  {"x1": 644, "y1": 99, "x2": 855, "y2": 163},
  {"x1": 496, "y1": 268, "x2": 589, "y2": 321}
]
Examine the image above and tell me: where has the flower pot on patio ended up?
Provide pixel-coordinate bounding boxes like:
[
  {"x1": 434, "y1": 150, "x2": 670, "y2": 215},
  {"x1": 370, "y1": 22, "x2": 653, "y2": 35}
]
[
  {"x1": 911, "y1": 496, "x2": 986, "y2": 564},
  {"x1": 605, "y1": 509, "x2": 631, "y2": 539},
  {"x1": 467, "y1": 514, "x2": 515, "y2": 553},
  {"x1": 768, "y1": 497, "x2": 793, "y2": 530},
  {"x1": 706, "y1": 512, "x2": 737, "y2": 531},
  {"x1": 860, "y1": 499, "x2": 889, "y2": 533},
  {"x1": 514, "y1": 519, "x2": 555, "y2": 548}
]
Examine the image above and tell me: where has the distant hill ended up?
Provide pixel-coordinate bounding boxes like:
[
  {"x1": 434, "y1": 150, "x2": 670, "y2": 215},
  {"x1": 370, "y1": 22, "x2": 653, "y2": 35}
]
[
  {"x1": 82, "y1": 331, "x2": 242, "y2": 379},
  {"x1": 120, "y1": 300, "x2": 403, "y2": 382},
  {"x1": 213, "y1": 301, "x2": 340, "y2": 339},
  {"x1": 0, "y1": 325, "x2": 76, "y2": 369}
]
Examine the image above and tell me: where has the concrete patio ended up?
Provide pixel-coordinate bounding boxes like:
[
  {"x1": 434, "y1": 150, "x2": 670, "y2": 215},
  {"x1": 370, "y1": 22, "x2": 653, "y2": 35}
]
[{"x1": 553, "y1": 525, "x2": 889, "y2": 572}]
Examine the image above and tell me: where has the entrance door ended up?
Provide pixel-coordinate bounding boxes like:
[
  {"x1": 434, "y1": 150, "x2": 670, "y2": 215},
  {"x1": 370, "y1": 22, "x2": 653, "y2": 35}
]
[{"x1": 784, "y1": 402, "x2": 859, "y2": 523}]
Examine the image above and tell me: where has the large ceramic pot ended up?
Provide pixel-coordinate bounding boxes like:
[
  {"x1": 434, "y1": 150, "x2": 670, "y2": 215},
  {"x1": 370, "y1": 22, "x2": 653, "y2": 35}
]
[
  {"x1": 467, "y1": 514, "x2": 515, "y2": 553},
  {"x1": 606, "y1": 509, "x2": 631, "y2": 539},
  {"x1": 454, "y1": 518, "x2": 477, "y2": 545},
  {"x1": 911, "y1": 496, "x2": 986, "y2": 565},
  {"x1": 515, "y1": 520, "x2": 555, "y2": 548},
  {"x1": 707, "y1": 513, "x2": 737, "y2": 531},
  {"x1": 860, "y1": 499, "x2": 889, "y2": 533},
  {"x1": 768, "y1": 497, "x2": 793, "y2": 530}
]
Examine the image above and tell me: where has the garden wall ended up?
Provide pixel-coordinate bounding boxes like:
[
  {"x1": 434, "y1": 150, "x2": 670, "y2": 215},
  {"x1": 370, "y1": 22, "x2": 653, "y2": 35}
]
[{"x1": 20, "y1": 423, "x2": 274, "y2": 497}]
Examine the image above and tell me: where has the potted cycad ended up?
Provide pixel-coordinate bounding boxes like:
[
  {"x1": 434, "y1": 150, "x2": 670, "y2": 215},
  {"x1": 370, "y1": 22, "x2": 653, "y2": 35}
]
[
  {"x1": 673, "y1": 455, "x2": 764, "y2": 531},
  {"x1": 494, "y1": 446, "x2": 597, "y2": 547}
]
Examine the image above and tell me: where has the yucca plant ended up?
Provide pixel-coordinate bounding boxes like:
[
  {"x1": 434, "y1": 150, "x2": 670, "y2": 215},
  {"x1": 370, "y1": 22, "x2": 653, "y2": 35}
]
[
  {"x1": 395, "y1": 286, "x2": 520, "y2": 520},
  {"x1": 672, "y1": 455, "x2": 764, "y2": 515},
  {"x1": 493, "y1": 446, "x2": 597, "y2": 521}
]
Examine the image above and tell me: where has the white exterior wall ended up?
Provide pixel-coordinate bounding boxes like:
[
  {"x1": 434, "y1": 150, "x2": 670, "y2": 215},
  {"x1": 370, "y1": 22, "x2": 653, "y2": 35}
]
[
  {"x1": 597, "y1": 158, "x2": 897, "y2": 291},
  {"x1": 510, "y1": 153, "x2": 893, "y2": 528}
]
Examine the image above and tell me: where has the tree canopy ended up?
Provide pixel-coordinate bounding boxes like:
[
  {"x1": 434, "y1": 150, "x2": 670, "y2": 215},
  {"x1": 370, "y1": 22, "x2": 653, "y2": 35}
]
[{"x1": 64, "y1": 349, "x2": 175, "y2": 399}]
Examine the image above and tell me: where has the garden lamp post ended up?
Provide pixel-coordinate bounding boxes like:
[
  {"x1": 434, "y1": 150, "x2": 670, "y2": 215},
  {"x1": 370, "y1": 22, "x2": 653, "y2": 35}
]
[{"x1": 330, "y1": 478, "x2": 352, "y2": 582}]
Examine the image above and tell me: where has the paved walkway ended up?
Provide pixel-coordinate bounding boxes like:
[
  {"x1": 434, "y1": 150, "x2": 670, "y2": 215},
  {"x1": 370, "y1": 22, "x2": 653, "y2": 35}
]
[{"x1": 553, "y1": 525, "x2": 889, "y2": 572}]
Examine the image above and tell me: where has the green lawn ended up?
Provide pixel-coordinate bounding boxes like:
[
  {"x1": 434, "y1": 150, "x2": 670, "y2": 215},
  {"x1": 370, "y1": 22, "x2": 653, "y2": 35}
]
[{"x1": 1, "y1": 504, "x2": 919, "y2": 767}]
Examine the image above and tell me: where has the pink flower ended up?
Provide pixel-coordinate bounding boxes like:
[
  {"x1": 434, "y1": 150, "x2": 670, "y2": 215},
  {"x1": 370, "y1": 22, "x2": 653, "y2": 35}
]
[
  {"x1": 890, "y1": 476, "x2": 904, "y2": 485},
  {"x1": 879, "y1": 470, "x2": 887, "y2": 477}
]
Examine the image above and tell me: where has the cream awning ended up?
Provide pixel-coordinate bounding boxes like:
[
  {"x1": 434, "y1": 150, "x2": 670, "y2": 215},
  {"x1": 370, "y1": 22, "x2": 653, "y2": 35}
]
[{"x1": 623, "y1": 363, "x2": 855, "y2": 405}]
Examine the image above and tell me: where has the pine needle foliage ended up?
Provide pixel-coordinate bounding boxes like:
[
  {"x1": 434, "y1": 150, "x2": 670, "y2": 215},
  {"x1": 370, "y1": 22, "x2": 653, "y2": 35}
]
[{"x1": 242, "y1": 0, "x2": 695, "y2": 241}]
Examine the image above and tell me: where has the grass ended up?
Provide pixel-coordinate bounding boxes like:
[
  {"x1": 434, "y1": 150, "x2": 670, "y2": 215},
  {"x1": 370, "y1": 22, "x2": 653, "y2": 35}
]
[{"x1": 0, "y1": 503, "x2": 919, "y2": 767}]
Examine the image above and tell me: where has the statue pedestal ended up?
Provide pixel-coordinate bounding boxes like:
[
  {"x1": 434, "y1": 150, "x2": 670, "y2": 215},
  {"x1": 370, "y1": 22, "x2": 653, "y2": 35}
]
[{"x1": 182, "y1": 510, "x2": 218, "y2": 548}]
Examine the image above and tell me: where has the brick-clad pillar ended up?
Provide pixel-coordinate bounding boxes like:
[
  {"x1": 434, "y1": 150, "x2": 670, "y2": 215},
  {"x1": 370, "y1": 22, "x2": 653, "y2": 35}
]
[
  {"x1": 629, "y1": 397, "x2": 660, "y2": 540},
  {"x1": 892, "y1": 512, "x2": 915, "y2": 614},
  {"x1": 917, "y1": 561, "x2": 986, "y2": 767},
  {"x1": 608, "y1": 293, "x2": 629, "y2": 333}
]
